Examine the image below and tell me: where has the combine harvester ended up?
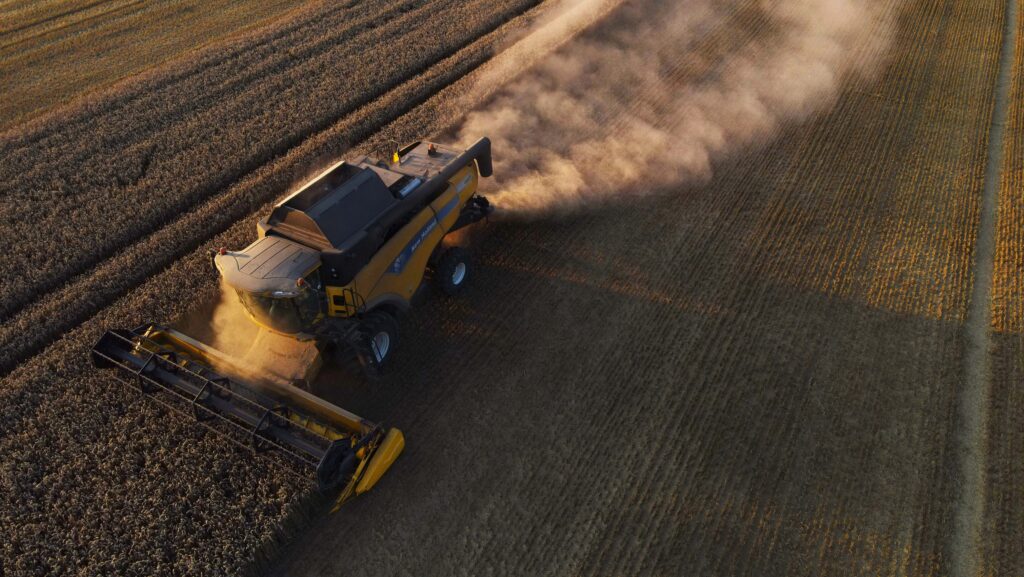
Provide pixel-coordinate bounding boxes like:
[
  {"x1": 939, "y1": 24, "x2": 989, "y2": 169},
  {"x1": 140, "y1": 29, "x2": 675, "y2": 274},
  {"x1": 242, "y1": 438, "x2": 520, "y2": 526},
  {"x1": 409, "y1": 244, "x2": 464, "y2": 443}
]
[{"x1": 91, "y1": 138, "x2": 494, "y2": 509}]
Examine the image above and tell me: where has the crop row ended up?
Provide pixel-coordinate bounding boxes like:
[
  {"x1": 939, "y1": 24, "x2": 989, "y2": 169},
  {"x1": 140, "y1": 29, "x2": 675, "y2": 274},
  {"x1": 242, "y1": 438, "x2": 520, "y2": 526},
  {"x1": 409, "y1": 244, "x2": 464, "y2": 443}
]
[
  {"x1": 0, "y1": 0, "x2": 311, "y2": 128},
  {"x1": 991, "y1": 6, "x2": 1024, "y2": 336},
  {"x1": 751, "y1": 0, "x2": 999, "y2": 323},
  {"x1": 0, "y1": 0, "x2": 548, "y2": 379},
  {"x1": 0, "y1": 0, "x2": 132, "y2": 38},
  {"x1": 0, "y1": 0, "x2": 540, "y2": 322}
]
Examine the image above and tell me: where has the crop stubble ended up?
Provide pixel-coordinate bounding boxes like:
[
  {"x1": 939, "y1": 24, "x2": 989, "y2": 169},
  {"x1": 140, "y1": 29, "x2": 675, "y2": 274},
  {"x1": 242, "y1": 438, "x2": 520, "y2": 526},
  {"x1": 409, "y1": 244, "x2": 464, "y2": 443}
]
[{"x1": 271, "y1": 0, "x2": 1008, "y2": 574}]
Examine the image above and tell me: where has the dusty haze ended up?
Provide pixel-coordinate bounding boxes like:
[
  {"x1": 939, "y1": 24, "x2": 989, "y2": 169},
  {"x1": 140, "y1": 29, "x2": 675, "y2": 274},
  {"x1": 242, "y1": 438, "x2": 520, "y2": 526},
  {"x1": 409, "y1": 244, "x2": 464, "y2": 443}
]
[
  {"x1": 206, "y1": 281, "x2": 321, "y2": 387},
  {"x1": 458, "y1": 0, "x2": 896, "y2": 215}
]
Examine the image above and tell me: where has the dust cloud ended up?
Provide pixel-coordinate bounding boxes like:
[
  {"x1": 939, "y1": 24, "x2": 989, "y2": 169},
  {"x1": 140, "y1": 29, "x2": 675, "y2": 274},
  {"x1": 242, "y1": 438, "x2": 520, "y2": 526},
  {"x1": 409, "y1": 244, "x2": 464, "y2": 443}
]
[
  {"x1": 204, "y1": 282, "x2": 321, "y2": 387},
  {"x1": 204, "y1": 281, "x2": 270, "y2": 384},
  {"x1": 458, "y1": 0, "x2": 895, "y2": 215},
  {"x1": 209, "y1": 281, "x2": 262, "y2": 358}
]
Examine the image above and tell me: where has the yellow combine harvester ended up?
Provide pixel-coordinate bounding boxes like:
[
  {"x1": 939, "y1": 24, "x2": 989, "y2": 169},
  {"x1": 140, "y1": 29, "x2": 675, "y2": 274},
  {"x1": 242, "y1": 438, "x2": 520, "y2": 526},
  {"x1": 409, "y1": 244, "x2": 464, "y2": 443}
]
[{"x1": 91, "y1": 138, "x2": 493, "y2": 508}]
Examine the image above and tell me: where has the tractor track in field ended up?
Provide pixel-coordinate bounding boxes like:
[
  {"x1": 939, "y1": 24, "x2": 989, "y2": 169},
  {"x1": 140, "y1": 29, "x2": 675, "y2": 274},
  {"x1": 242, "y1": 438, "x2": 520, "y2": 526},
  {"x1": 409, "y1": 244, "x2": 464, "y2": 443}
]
[
  {"x1": 0, "y1": 0, "x2": 145, "y2": 49},
  {"x1": 985, "y1": 0, "x2": 1024, "y2": 573},
  {"x1": 0, "y1": 0, "x2": 118, "y2": 37},
  {"x1": 0, "y1": 0, "x2": 317, "y2": 127},
  {"x1": 0, "y1": 0, "x2": 329, "y2": 136},
  {"x1": 950, "y1": 0, "x2": 1018, "y2": 573}
]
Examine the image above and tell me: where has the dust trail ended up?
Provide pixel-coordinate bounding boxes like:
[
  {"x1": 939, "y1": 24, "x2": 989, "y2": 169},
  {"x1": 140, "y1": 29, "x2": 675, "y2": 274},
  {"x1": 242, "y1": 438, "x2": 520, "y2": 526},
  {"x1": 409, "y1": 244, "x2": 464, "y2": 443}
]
[
  {"x1": 951, "y1": 0, "x2": 1018, "y2": 574},
  {"x1": 457, "y1": 0, "x2": 896, "y2": 215},
  {"x1": 461, "y1": 0, "x2": 625, "y2": 105}
]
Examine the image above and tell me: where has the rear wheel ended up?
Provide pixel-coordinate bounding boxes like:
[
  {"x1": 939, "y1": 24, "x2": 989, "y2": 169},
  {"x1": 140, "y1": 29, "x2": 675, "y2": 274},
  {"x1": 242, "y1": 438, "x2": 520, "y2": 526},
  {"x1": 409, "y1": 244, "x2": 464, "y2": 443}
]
[
  {"x1": 356, "y1": 310, "x2": 399, "y2": 378},
  {"x1": 436, "y1": 247, "x2": 471, "y2": 296}
]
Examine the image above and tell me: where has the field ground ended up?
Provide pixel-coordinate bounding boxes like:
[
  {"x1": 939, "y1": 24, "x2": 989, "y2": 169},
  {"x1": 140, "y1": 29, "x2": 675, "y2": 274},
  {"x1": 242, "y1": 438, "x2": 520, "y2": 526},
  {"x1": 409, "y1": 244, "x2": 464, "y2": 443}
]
[
  {"x1": 0, "y1": 0, "x2": 1021, "y2": 575},
  {"x1": 987, "y1": 0, "x2": 1024, "y2": 574},
  {"x1": 275, "y1": 0, "x2": 1013, "y2": 574},
  {"x1": 0, "y1": 0, "x2": 315, "y2": 129}
]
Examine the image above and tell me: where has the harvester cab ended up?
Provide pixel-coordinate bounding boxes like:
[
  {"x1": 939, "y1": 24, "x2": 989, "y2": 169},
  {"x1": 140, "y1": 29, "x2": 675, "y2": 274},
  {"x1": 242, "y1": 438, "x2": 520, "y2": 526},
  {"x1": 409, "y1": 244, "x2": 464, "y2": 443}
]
[{"x1": 91, "y1": 138, "x2": 494, "y2": 509}]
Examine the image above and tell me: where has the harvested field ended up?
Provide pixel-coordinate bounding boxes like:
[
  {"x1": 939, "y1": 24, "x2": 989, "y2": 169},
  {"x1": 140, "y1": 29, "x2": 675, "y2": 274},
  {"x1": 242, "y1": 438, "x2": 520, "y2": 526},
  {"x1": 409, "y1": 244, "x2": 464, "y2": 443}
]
[
  {"x1": 0, "y1": 1, "x2": 550, "y2": 574},
  {"x1": 0, "y1": 0, "x2": 313, "y2": 129},
  {"x1": 985, "y1": 0, "x2": 1024, "y2": 574},
  {"x1": 274, "y1": 0, "x2": 1011, "y2": 574},
  {"x1": 0, "y1": 0, "x2": 1021, "y2": 575}
]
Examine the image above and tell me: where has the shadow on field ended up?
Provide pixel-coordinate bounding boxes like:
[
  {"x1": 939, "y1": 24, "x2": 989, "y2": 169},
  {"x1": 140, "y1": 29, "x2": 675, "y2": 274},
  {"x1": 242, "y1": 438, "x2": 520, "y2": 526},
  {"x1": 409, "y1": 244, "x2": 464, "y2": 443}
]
[{"x1": 264, "y1": 185, "x2": 961, "y2": 577}]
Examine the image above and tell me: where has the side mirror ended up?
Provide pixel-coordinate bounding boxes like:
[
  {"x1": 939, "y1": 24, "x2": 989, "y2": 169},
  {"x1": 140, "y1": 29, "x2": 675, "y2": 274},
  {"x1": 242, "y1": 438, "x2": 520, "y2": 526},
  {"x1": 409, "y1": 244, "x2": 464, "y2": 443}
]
[{"x1": 207, "y1": 248, "x2": 225, "y2": 275}]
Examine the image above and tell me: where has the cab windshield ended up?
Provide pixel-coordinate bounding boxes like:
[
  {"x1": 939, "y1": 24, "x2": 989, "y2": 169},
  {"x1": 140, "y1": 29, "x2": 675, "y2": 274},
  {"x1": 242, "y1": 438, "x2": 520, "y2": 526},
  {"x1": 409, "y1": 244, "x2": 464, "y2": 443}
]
[
  {"x1": 237, "y1": 292, "x2": 302, "y2": 333},
  {"x1": 236, "y1": 286, "x2": 320, "y2": 334}
]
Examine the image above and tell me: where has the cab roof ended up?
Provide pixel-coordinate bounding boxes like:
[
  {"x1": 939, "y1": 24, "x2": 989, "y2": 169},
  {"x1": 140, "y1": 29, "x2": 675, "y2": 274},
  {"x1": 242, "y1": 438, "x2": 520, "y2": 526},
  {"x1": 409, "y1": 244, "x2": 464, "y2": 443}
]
[{"x1": 215, "y1": 235, "x2": 319, "y2": 294}]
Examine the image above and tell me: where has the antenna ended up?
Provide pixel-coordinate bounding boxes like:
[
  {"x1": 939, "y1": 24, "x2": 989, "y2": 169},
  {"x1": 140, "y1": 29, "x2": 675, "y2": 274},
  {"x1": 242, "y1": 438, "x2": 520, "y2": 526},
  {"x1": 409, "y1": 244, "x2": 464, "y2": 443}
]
[{"x1": 384, "y1": 137, "x2": 401, "y2": 165}]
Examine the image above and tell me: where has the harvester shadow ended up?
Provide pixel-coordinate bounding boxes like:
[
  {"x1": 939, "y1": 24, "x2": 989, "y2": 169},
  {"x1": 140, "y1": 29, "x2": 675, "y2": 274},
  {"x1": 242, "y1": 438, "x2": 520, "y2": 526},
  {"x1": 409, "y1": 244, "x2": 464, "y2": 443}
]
[{"x1": 263, "y1": 174, "x2": 971, "y2": 576}]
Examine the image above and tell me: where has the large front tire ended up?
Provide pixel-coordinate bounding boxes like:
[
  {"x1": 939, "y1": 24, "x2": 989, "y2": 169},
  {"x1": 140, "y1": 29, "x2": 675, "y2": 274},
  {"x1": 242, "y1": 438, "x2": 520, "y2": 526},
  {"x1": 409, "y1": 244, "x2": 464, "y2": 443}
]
[{"x1": 356, "y1": 310, "x2": 400, "y2": 379}]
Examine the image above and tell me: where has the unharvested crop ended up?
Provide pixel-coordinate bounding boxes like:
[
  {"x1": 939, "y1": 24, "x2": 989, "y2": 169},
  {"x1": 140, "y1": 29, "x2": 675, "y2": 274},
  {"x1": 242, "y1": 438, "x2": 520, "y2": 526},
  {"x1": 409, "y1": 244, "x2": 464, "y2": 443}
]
[
  {"x1": 985, "y1": 1, "x2": 1024, "y2": 574},
  {"x1": 0, "y1": 0, "x2": 312, "y2": 128},
  {"x1": 0, "y1": 222, "x2": 312, "y2": 576},
  {"x1": 0, "y1": 0, "x2": 540, "y2": 324}
]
